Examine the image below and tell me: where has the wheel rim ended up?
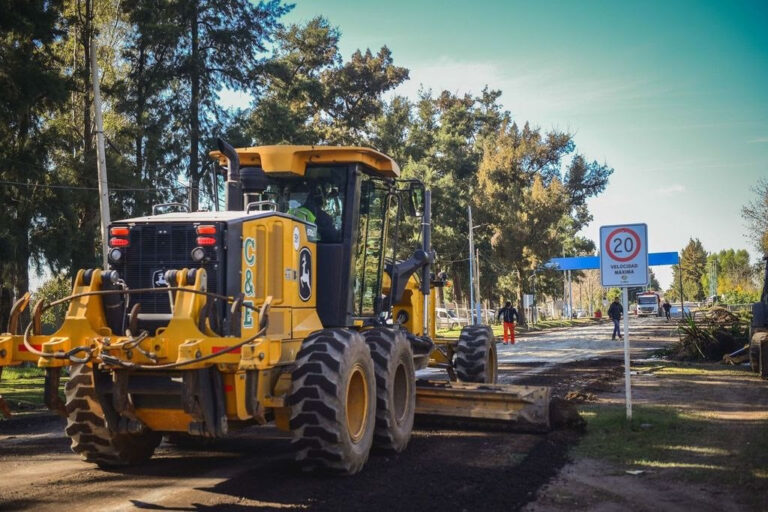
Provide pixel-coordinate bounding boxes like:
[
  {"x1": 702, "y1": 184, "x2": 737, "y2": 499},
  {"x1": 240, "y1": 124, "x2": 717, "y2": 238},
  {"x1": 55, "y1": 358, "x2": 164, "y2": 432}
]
[
  {"x1": 346, "y1": 363, "x2": 369, "y2": 443},
  {"x1": 392, "y1": 361, "x2": 409, "y2": 425}
]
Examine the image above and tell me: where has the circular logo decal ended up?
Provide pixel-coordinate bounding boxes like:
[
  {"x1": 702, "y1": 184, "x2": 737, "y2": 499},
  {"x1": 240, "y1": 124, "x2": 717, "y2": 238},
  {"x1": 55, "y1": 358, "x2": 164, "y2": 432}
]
[
  {"x1": 299, "y1": 247, "x2": 312, "y2": 302},
  {"x1": 293, "y1": 226, "x2": 300, "y2": 251}
]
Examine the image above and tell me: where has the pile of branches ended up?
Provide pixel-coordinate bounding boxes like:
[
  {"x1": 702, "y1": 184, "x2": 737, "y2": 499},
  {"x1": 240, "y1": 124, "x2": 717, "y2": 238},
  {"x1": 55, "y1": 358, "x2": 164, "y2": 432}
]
[{"x1": 672, "y1": 308, "x2": 748, "y2": 361}]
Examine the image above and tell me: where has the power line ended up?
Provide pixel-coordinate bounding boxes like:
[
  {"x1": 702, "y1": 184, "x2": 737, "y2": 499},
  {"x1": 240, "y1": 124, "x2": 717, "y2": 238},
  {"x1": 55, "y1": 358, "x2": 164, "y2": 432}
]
[{"x1": 0, "y1": 179, "x2": 183, "y2": 193}]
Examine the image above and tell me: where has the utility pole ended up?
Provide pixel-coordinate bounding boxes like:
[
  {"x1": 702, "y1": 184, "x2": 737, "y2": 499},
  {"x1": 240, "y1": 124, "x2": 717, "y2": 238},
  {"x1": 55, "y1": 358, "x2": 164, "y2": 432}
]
[
  {"x1": 91, "y1": 39, "x2": 110, "y2": 269},
  {"x1": 531, "y1": 271, "x2": 537, "y2": 325},
  {"x1": 709, "y1": 259, "x2": 717, "y2": 298},
  {"x1": 468, "y1": 206, "x2": 476, "y2": 325},
  {"x1": 475, "y1": 248, "x2": 482, "y2": 324},
  {"x1": 679, "y1": 259, "x2": 685, "y2": 318}
]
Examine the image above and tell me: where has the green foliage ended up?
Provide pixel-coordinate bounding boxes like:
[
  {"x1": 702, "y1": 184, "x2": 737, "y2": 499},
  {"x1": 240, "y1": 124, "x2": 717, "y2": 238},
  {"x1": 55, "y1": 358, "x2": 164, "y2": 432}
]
[
  {"x1": 246, "y1": 16, "x2": 408, "y2": 147},
  {"x1": 742, "y1": 178, "x2": 768, "y2": 255},
  {"x1": 32, "y1": 274, "x2": 72, "y2": 331},
  {"x1": 669, "y1": 243, "x2": 759, "y2": 304},
  {"x1": 669, "y1": 238, "x2": 707, "y2": 301},
  {"x1": 721, "y1": 288, "x2": 759, "y2": 304},
  {"x1": 0, "y1": 4, "x2": 614, "y2": 318},
  {"x1": 649, "y1": 268, "x2": 661, "y2": 291},
  {"x1": 475, "y1": 120, "x2": 611, "y2": 305},
  {"x1": 705, "y1": 249, "x2": 759, "y2": 302},
  {"x1": 0, "y1": 0, "x2": 69, "y2": 295},
  {"x1": 674, "y1": 314, "x2": 747, "y2": 361}
]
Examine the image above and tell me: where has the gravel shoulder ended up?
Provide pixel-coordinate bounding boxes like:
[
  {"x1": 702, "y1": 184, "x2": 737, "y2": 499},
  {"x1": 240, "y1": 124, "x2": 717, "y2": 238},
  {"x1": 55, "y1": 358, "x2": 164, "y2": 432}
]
[{"x1": 525, "y1": 322, "x2": 768, "y2": 512}]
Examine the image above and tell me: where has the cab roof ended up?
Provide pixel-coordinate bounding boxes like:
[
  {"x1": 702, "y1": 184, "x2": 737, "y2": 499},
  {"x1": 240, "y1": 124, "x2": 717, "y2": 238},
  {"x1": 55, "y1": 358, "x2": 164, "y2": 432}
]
[{"x1": 209, "y1": 145, "x2": 400, "y2": 178}]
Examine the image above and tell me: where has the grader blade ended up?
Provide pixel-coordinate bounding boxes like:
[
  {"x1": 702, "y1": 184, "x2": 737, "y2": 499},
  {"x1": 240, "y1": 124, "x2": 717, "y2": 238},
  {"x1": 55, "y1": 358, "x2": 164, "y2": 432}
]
[{"x1": 414, "y1": 381, "x2": 553, "y2": 433}]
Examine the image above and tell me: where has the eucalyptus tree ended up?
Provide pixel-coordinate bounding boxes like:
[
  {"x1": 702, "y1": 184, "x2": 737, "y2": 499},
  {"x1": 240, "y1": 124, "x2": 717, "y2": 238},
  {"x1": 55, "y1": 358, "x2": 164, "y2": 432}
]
[
  {"x1": 0, "y1": 0, "x2": 69, "y2": 307},
  {"x1": 475, "y1": 121, "x2": 612, "y2": 308},
  {"x1": 247, "y1": 16, "x2": 408, "y2": 147},
  {"x1": 172, "y1": 0, "x2": 290, "y2": 210}
]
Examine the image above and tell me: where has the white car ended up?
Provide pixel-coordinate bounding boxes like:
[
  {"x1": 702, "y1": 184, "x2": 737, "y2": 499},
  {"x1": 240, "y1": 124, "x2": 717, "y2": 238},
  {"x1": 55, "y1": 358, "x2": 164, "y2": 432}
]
[{"x1": 436, "y1": 308, "x2": 461, "y2": 329}]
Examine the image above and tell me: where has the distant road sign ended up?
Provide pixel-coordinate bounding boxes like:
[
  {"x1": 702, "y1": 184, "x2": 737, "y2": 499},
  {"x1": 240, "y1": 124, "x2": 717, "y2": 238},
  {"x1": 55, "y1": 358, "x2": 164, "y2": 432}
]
[{"x1": 600, "y1": 224, "x2": 648, "y2": 287}]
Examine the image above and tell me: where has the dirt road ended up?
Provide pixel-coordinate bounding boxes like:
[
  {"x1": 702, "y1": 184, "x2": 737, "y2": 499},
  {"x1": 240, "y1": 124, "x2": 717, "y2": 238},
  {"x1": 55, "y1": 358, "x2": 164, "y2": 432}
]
[{"x1": 0, "y1": 318, "x2": 674, "y2": 511}]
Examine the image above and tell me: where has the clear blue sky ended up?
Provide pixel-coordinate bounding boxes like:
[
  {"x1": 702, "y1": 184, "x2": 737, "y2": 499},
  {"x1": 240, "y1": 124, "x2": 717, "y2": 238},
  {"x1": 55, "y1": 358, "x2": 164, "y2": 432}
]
[{"x1": 268, "y1": 0, "x2": 768, "y2": 289}]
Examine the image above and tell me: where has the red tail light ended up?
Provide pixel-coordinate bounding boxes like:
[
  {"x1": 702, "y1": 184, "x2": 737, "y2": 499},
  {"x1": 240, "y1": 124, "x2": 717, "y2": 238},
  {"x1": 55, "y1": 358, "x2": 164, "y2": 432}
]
[
  {"x1": 196, "y1": 225, "x2": 216, "y2": 235},
  {"x1": 109, "y1": 237, "x2": 130, "y2": 247},
  {"x1": 197, "y1": 236, "x2": 216, "y2": 246},
  {"x1": 110, "y1": 227, "x2": 130, "y2": 236}
]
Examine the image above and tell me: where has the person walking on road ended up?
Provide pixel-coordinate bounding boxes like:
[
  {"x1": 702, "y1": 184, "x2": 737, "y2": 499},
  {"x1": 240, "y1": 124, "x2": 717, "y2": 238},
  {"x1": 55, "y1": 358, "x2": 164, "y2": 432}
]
[
  {"x1": 497, "y1": 301, "x2": 519, "y2": 344},
  {"x1": 662, "y1": 300, "x2": 671, "y2": 321},
  {"x1": 608, "y1": 297, "x2": 623, "y2": 340}
]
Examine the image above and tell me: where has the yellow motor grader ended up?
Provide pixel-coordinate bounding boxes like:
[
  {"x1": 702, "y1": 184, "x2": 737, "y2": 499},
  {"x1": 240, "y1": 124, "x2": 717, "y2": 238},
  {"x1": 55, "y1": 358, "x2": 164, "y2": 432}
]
[{"x1": 0, "y1": 140, "x2": 551, "y2": 474}]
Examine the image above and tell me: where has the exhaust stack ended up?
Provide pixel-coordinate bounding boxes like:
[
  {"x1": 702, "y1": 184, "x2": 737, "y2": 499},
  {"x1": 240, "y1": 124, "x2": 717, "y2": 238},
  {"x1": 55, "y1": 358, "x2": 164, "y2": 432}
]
[{"x1": 217, "y1": 138, "x2": 242, "y2": 211}]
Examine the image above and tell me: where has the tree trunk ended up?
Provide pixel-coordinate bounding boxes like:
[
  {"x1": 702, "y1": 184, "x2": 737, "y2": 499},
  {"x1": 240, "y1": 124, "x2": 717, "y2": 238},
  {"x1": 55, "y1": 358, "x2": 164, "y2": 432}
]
[
  {"x1": 515, "y1": 264, "x2": 528, "y2": 326},
  {"x1": 13, "y1": 227, "x2": 31, "y2": 329},
  {"x1": 73, "y1": 1, "x2": 99, "y2": 271},
  {"x1": 450, "y1": 267, "x2": 463, "y2": 305},
  {"x1": 188, "y1": 5, "x2": 200, "y2": 212},
  {"x1": 135, "y1": 46, "x2": 146, "y2": 176},
  {"x1": 0, "y1": 286, "x2": 12, "y2": 333}
]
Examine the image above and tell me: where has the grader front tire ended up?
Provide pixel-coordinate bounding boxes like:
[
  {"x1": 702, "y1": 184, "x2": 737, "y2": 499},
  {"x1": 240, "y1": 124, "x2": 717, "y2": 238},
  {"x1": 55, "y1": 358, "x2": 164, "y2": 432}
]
[
  {"x1": 454, "y1": 325, "x2": 498, "y2": 384},
  {"x1": 64, "y1": 364, "x2": 161, "y2": 467},
  {"x1": 364, "y1": 328, "x2": 416, "y2": 453},
  {"x1": 288, "y1": 329, "x2": 376, "y2": 474}
]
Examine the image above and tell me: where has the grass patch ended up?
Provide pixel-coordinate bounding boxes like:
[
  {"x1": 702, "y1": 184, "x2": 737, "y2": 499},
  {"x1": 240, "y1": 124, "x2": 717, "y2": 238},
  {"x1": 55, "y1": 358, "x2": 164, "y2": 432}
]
[
  {"x1": 0, "y1": 365, "x2": 64, "y2": 411},
  {"x1": 1, "y1": 366, "x2": 47, "y2": 380},
  {"x1": 574, "y1": 404, "x2": 768, "y2": 493}
]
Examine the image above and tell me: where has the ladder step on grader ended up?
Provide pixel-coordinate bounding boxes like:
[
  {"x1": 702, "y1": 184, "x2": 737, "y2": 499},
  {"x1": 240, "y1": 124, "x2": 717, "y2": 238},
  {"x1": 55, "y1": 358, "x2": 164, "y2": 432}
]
[{"x1": 0, "y1": 140, "x2": 563, "y2": 474}]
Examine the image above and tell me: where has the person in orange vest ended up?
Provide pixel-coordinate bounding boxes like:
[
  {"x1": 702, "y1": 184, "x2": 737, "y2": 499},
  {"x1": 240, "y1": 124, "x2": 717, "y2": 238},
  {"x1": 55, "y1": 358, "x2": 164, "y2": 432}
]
[{"x1": 497, "y1": 301, "x2": 520, "y2": 344}]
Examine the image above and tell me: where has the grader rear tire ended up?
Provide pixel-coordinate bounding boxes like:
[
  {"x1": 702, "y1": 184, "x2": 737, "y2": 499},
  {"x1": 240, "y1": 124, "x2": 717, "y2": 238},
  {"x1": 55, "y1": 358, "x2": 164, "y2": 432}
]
[
  {"x1": 64, "y1": 364, "x2": 161, "y2": 467},
  {"x1": 364, "y1": 328, "x2": 416, "y2": 453},
  {"x1": 454, "y1": 325, "x2": 498, "y2": 384},
  {"x1": 288, "y1": 329, "x2": 376, "y2": 474}
]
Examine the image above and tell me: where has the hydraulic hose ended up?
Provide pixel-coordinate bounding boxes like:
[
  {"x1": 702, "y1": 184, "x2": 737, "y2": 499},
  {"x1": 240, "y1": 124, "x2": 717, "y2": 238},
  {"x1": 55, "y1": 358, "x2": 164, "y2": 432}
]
[
  {"x1": 99, "y1": 323, "x2": 268, "y2": 370},
  {"x1": 21, "y1": 287, "x2": 268, "y2": 369}
]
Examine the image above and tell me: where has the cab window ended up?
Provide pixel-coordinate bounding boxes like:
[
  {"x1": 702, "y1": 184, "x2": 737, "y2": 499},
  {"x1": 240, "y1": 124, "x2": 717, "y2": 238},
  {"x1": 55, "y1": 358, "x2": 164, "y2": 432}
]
[
  {"x1": 353, "y1": 174, "x2": 390, "y2": 316},
  {"x1": 260, "y1": 167, "x2": 346, "y2": 242}
]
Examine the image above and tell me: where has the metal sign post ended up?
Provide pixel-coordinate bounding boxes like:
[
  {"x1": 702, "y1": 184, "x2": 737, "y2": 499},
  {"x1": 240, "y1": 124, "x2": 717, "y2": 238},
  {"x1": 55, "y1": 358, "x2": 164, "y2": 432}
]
[
  {"x1": 621, "y1": 286, "x2": 631, "y2": 419},
  {"x1": 600, "y1": 224, "x2": 649, "y2": 421}
]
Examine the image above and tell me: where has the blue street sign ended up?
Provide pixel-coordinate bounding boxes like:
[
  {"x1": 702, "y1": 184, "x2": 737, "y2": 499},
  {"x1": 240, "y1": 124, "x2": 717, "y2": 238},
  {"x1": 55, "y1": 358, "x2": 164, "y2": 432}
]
[{"x1": 547, "y1": 251, "x2": 678, "y2": 271}]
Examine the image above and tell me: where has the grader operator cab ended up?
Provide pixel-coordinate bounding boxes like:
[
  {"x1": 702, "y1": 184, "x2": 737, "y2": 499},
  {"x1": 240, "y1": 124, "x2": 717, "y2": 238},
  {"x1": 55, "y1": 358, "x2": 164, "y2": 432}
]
[{"x1": 0, "y1": 140, "x2": 552, "y2": 474}]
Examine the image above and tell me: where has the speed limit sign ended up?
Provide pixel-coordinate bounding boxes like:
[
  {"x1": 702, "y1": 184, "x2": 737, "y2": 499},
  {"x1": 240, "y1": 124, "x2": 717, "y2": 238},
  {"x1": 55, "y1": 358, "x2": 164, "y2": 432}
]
[{"x1": 600, "y1": 224, "x2": 648, "y2": 287}]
